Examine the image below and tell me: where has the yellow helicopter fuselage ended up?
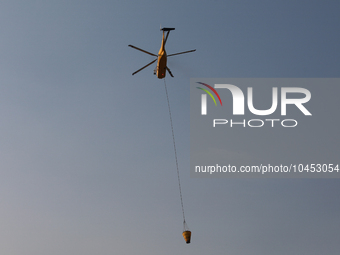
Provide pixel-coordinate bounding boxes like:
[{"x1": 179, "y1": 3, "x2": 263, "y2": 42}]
[
  {"x1": 129, "y1": 27, "x2": 195, "y2": 79},
  {"x1": 156, "y1": 32, "x2": 167, "y2": 79}
]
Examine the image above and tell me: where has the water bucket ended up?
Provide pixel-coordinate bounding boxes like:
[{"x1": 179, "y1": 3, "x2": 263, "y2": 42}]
[{"x1": 182, "y1": 230, "x2": 191, "y2": 244}]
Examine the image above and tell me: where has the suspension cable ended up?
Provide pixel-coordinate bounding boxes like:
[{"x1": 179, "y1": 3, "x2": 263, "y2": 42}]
[{"x1": 163, "y1": 78, "x2": 187, "y2": 230}]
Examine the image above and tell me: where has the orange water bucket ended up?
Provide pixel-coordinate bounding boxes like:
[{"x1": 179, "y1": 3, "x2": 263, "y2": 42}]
[{"x1": 182, "y1": 230, "x2": 191, "y2": 244}]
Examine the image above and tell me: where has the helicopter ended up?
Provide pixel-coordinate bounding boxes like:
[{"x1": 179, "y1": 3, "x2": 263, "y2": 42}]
[{"x1": 129, "y1": 27, "x2": 196, "y2": 79}]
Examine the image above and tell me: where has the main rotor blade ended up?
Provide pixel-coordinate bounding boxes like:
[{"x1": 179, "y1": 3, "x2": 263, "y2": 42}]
[
  {"x1": 128, "y1": 45, "x2": 157, "y2": 56},
  {"x1": 164, "y1": 31, "x2": 170, "y2": 46},
  {"x1": 132, "y1": 59, "x2": 157, "y2": 75},
  {"x1": 167, "y1": 49, "x2": 196, "y2": 57},
  {"x1": 166, "y1": 66, "x2": 174, "y2": 77}
]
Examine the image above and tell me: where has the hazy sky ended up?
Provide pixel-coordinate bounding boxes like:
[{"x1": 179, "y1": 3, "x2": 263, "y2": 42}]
[{"x1": 0, "y1": 1, "x2": 339, "y2": 254}]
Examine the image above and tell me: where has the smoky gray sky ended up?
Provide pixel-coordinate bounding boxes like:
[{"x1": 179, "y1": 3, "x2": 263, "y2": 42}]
[{"x1": 0, "y1": 1, "x2": 339, "y2": 254}]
